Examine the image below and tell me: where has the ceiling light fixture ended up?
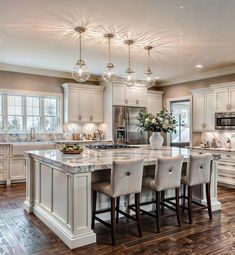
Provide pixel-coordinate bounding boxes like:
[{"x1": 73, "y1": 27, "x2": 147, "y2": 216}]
[
  {"x1": 72, "y1": 26, "x2": 90, "y2": 82},
  {"x1": 144, "y1": 45, "x2": 155, "y2": 88},
  {"x1": 102, "y1": 33, "x2": 116, "y2": 84},
  {"x1": 195, "y1": 64, "x2": 203, "y2": 68},
  {"x1": 123, "y1": 39, "x2": 136, "y2": 87}
]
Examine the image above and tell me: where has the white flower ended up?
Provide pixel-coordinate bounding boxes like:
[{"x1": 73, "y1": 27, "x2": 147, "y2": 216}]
[
  {"x1": 145, "y1": 118, "x2": 150, "y2": 123},
  {"x1": 152, "y1": 119, "x2": 156, "y2": 124}
]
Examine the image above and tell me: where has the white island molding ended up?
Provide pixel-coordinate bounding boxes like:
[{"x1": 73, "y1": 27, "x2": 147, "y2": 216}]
[{"x1": 24, "y1": 146, "x2": 221, "y2": 249}]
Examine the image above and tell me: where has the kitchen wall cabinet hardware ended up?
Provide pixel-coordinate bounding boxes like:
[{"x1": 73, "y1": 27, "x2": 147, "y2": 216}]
[
  {"x1": 112, "y1": 83, "x2": 147, "y2": 107},
  {"x1": 63, "y1": 83, "x2": 104, "y2": 123}
]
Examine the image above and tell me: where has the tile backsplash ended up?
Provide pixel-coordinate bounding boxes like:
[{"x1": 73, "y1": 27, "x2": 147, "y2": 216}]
[{"x1": 202, "y1": 132, "x2": 235, "y2": 149}]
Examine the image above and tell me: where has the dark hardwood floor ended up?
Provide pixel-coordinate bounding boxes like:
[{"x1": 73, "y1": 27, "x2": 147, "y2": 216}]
[{"x1": 0, "y1": 183, "x2": 235, "y2": 254}]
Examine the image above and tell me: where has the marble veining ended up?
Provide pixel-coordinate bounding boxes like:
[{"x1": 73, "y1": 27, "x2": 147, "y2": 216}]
[{"x1": 26, "y1": 145, "x2": 191, "y2": 174}]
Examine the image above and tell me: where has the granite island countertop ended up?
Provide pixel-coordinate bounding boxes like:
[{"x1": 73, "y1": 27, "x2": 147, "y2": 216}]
[
  {"x1": 25, "y1": 145, "x2": 192, "y2": 174},
  {"x1": 187, "y1": 146, "x2": 235, "y2": 153}
]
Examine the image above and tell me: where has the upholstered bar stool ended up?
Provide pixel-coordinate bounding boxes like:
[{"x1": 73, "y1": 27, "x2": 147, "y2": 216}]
[
  {"x1": 181, "y1": 153, "x2": 213, "y2": 224},
  {"x1": 141, "y1": 156, "x2": 184, "y2": 233},
  {"x1": 91, "y1": 158, "x2": 144, "y2": 245}
]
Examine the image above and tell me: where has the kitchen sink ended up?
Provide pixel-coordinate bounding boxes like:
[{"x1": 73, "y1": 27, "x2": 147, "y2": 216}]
[{"x1": 11, "y1": 142, "x2": 56, "y2": 156}]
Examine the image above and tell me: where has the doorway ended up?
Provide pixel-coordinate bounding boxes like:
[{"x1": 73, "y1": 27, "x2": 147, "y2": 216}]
[{"x1": 169, "y1": 99, "x2": 191, "y2": 147}]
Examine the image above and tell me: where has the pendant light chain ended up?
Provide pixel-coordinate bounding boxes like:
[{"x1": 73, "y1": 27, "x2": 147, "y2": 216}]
[
  {"x1": 79, "y1": 31, "x2": 82, "y2": 60},
  {"x1": 108, "y1": 37, "x2": 111, "y2": 63},
  {"x1": 147, "y1": 48, "x2": 150, "y2": 70},
  {"x1": 128, "y1": 42, "x2": 131, "y2": 70}
]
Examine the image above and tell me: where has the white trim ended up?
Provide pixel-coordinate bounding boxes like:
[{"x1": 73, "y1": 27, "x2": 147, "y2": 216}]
[
  {"x1": 62, "y1": 83, "x2": 105, "y2": 91},
  {"x1": 166, "y1": 96, "x2": 192, "y2": 146}
]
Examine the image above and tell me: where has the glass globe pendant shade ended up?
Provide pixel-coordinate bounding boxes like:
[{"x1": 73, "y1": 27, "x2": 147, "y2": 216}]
[
  {"x1": 144, "y1": 68, "x2": 155, "y2": 88},
  {"x1": 72, "y1": 59, "x2": 90, "y2": 82},
  {"x1": 102, "y1": 62, "x2": 116, "y2": 83},
  {"x1": 124, "y1": 68, "x2": 137, "y2": 87}
]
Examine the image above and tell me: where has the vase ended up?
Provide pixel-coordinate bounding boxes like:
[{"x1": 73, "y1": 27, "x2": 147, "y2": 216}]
[{"x1": 149, "y1": 132, "x2": 163, "y2": 150}]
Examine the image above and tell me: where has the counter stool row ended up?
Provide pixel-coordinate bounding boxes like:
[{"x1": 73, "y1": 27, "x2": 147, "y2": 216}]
[{"x1": 91, "y1": 153, "x2": 213, "y2": 245}]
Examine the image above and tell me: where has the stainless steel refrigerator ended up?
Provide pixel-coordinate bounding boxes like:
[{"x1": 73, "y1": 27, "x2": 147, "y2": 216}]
[{"x1": 113, "y1": 106, "x2": 148, "y2": 145}]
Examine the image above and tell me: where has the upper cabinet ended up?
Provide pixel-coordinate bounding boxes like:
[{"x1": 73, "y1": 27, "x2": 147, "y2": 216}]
[
  {"x1": 192, "y1": 89, "x2": 215, "y2": 132},
  {"x1": 62, "y1": 83, "x2": 104, "y2": 124},
  {"x1": 212, "y1": 84, "x2": 235, "y2": 112},
  {"x1": 113, "y1": 83, "x2": 147, "y2": 107},
  {"x1": 147, "y1": 91, "x2": 163, "y2": 114}
]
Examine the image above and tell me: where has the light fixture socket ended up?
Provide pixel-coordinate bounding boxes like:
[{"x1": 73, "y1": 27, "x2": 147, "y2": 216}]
[{"x1": 74, "y1": 26, "x2": 86, "y2": 33}]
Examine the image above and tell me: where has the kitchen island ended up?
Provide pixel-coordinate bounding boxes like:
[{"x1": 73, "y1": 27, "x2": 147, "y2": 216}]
[{"x1": 23, "y1": 145, "x2": 221, "y2": 249}]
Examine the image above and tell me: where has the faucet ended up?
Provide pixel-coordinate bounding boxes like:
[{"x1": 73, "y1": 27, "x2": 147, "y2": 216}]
[{"x1": 29, "y1": 128, "x2": 35, "y2": 142}]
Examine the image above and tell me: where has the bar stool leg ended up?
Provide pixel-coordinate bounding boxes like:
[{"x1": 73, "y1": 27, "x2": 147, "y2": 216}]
[
  {"x1": 206, "y1": 183, "x2": 212, "y2": 219},
  {"x1": 188, "y1": 186, "x2": 193, "y2": 224},
  {"x1": 135, "y1": 193, "x2": 142, "y2": 237},
  {"x1": 116, "y1": 197, "x2": 120, "y2": 224},
  {"x1": 111, "y1": 197, "x2": 116, "y2": 245},
  {"x1": 182, "y1": 184, "x2": 186, "y2": 213},
  {"x1": 161, "y1": 190, "x2": 165, "y2": 211},
  {"x1": 175, "y1": 188, "x2": 181, "y2": 227},
  {"x1": 156, "y1": 191, "x2": 160, "y2": 233},
  {"x1": 91, "y1": 190, "x2": 97, "y2": 229}
]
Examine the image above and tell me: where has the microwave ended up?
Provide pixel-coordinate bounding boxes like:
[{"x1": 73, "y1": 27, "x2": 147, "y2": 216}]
[{"x1": 215, "y1": 112, "x2": 235, "y2": 130}]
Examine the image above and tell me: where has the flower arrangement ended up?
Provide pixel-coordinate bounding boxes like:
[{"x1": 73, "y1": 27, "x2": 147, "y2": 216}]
[{"x1": 138, "y1": 109, "x2": 177, "y2": 133}]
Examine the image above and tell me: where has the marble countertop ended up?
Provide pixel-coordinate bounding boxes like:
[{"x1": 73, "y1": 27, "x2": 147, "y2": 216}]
[
  {"x1": 25, "y1": 145, "x2": 191, "y2": 174},
  {"x1": 0, "y1": 140, "x2": 112, "y2": 145},
  {"x1": 188, "y1": 146, "x2": 235, "y2": 153}
]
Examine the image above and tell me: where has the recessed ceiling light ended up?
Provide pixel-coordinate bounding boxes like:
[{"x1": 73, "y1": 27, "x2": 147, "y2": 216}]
[
  {"x1": 155, "y1": 76, "x2": 160, "y2": 80},
  {"x1": 195, "y1": 64, "x2": 203, "y2": 68},
  {"x1": 179, "y1": 5, "x2": 184, "y2": 9}
]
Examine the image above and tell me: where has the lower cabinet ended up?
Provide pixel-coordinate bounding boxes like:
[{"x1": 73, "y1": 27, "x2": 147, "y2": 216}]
[
  {"x1": 10, "y1": 158, "x2": 26, "y2": 181},
  {"x1": 217, "y1": 160, "x2": 235, "y2": 187}
]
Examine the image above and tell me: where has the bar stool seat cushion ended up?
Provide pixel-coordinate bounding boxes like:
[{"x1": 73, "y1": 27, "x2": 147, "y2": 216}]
[
  {"x1": 143, "y1": 176, "x2": 156, "y2": 190},
  {"x1": 181, "y1": 175, "x2": 187, "y2": 184},
  {"x1": 92, "y1": 181, "x2": 112, "y2": 197}
]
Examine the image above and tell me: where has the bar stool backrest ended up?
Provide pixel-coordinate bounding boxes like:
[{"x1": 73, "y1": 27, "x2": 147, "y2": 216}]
[
  {"x1": 155, "y1": 156, "x2": 184, "y2": 191},
  {"x1": 111, "y1": 158, "x2": 144, "y2": 197},
  {"x1": 186, "y1": 153, "x2": 212, "y2": 186}
]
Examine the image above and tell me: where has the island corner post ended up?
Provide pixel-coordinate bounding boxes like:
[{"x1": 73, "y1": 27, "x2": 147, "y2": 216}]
[{"x1": 23, "y1": 146, "x2": 221, "y2": 249}]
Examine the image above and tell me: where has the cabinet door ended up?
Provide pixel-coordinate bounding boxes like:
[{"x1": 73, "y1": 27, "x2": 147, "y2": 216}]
[
  {"x1": 229, "y1": 88, "x2": 235, "y2": 111},
  {"x1": 205, "y1": 93, "x2": 215, "y2": 131},
  {"x1": 78, "y1": 89, "x2": 90, "y2": 122},
  {"x1": 215, "y1": 89, "x2": 228, "y2": 112},
  {"x1": 91, "y1": 90, "x2": 103, "y2": 122},
  {"x1": 67, "y1": 89, "x2": 79, "y2": 123},
  {"x1": 193, "y1": 94, "x2": 205, "y2": 131},
  {"x1": 113, "y1": 84, "x2": 126, "y2": 105},
  {"x1": 10, "y1": 158, "x2": 26, "y2": 180},
  {"x1": 126, "y1": 87, "x2": 137, "y2": 106},
  {"x1": 135, "y1": 87, "x2": 147, "y2": 107},
  {"x1": 147, "y1": 95, "x2": 162, "y2": 114}
]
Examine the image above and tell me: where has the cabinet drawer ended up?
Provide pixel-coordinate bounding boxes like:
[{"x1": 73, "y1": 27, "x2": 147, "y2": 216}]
[
  {"x1": 220, "y1": 154, "x2": 235, "y2": 161},
  {"x1": 0, "y1": 160, "x2": 8, "y2": 170},
  {"x1": 0, "y1": 170, "x2": 7, "y2": 181},
  {"x1": 0, "y1": 153, "x2": 8, "y2": 160}
]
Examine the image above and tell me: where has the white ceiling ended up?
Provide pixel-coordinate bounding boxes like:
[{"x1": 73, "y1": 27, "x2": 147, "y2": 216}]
[{"x1": 0, "y1": 0, "x2": 235, "y2": 85}]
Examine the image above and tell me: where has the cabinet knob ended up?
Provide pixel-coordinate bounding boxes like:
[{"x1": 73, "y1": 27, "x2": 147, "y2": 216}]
[
  {"x1": 136, "y1": 99, "x2": 139, "y2": 105},
  {"x1": 90, "y1": 116, "x2": 93, "y2": 121},
  {"x1": 79, "y1": 115, "x2": 82, "y2": 121},
  {"x1": 125, "y1": 99, "x2": 128, "y2": 104}
]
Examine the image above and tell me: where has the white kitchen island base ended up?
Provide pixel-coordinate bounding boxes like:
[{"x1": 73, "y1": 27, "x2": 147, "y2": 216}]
[
  {"x1": 24, "y1": 157, "x2": 96, "y2": 249},
  {"x1": 24, "y1": 146, "x2": 221, "y2": 249}
]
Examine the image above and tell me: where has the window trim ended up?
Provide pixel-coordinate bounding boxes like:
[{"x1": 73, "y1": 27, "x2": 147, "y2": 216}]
[{"x1": 0, "y1": 89, "x2": 62, "y2": 134}]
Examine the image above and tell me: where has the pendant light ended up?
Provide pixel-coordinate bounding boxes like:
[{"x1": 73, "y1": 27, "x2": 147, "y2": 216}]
[
  {"x1": 102, "y1": 33, "x2": 116, "y2": 83},
  {"x1": 72, "y1": 27, "x2": 90, "y2": 82},
  {"x1": 144, "y1": 46, "x2": 155, "y2": 88},
  {"x1": 123, "y1": 40, "x2": 136, "y2": 87}
]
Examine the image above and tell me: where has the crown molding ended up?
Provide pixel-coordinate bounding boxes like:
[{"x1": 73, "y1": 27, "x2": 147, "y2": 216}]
[
  {"x1": 158, "y1": 66, "x2": 235, "y2": 87},
  {"x1": 0, "y1": 63, "x2": 99, "y2": 82}
]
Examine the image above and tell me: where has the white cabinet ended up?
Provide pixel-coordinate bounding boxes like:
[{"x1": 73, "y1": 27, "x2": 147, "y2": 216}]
[
  {"x1": 10, "y1": 158, "x2": 26, "y2": 180},
  {"x1": 192, "y1": 89, "x2": 215, "y2": 132},
  {"x1": 213, "y1": 83, "x2": 235, "y2": 112},
  {"x1": 63, "y1": 83, "x2": 104, "y2": 123},
  {"x1": 147, "y1": 91, "x2": 163, "y2": 114},
  {"x1": 112, "y1": 83, "x2": 147, "y2": 107}
]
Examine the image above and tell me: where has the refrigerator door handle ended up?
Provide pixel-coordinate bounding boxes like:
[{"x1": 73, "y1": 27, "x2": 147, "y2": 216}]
[{"x1": 126, "y1": 110, "x2": 129, "y2": 144}]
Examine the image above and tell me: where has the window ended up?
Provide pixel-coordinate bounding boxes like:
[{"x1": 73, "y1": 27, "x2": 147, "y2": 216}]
[
  {"x1": 7, "y1": 95, "x2": 23, "y2": 132},
  {"x1": 43, "y1": 97, "x2": 59, "y2": 132},
  {"x1": 26, "y1": 96, "x2": 40, "y2": 132},
  {"x1": 0, "y1": 92, "x2": 61, "y2": 133}
]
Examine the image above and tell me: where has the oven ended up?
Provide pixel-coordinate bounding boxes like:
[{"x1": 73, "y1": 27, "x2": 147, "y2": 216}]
[{"x1": 215, "y1": 112, "x2": 235, "y2": 130}]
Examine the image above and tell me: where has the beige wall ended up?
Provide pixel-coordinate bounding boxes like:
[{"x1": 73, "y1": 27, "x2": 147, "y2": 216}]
[
  {"x1": 0, "y1": 70, "x2": 98, "y2": 93},
  {"x1": 156, "y1": 73, "x2": 235, "y2": 145}
]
